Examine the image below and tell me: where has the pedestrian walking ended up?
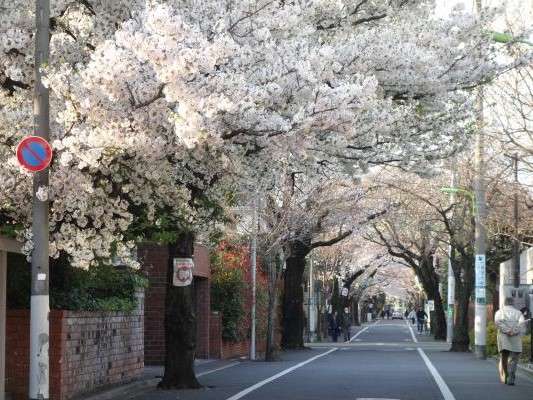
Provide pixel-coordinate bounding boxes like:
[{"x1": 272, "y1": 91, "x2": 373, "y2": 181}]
[
  {"x1": 416, "y1": 307, "x2": 427, "y2": 334},
  {"x1": 494, "y1": 297, "x2": 529, "y2": 385},
  {"x1": 328, "y1": 311, "x2": 341, "y2": 342},
  {"x1": 404, "y1": 309, "x2": 409, "y2": 319},
  {"x1": 408, "y1": 309, "x2": 416, "y2": 325}
]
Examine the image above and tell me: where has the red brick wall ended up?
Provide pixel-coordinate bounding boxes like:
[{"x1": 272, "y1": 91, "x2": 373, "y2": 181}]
[
  {"x1": 6, "y1": 304, "x2": 144, "y2": 400},
  {"x1": 209, "y1": 312, "x2": 222, "y2": 359},
  {"x1": 194, "y1": 277, "x2": 210, "y2": 359},
  {"x1": 139, "y1": 243, "x2": 211, "y2": 364},
  {"x1": 138, "y1": 243, "x2": 168, "y2": 364},
  {"x1": 208, "y1": 312, "x2": 266, "y2": 359}
]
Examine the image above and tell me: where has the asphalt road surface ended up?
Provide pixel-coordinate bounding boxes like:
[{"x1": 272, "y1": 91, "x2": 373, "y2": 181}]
[{"x1": 117, "y1": 319, "x2": 533, "y2": 400}]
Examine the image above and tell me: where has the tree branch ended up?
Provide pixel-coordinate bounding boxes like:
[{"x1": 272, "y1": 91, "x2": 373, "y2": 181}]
[{"x1": 311, "y1": 230, "x2": 352, "y2": 249}]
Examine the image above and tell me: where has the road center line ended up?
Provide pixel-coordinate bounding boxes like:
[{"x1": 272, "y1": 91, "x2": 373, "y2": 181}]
[
  {"x1": 197, "y1": 362, "x2": 240, "y2": 377},
  {"x1": 347, "y1": 319, "x2": 379, "y2": 343},
  {"x1": 225, "y1": 348, "x2": 338, "y2": 400},
  {"x1": 405, "y1": 319, "x2": 418, "y2": 343},
  {"x1": 417, "y1": 348, "x2": 456, "y2": 400},
  {"x1": 348, "y1": 327, "x2": 369, "y2": 343}
]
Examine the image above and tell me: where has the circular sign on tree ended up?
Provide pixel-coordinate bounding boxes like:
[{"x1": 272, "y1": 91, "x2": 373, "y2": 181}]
[
  {"x1": 173, "y1": 258, "x2": 194, "y2": 287},
  {"x1": 16, "y1": 136, "x2": 53, "y2": 172}
]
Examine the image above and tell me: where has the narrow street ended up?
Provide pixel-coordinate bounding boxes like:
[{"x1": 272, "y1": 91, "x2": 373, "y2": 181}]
[{"x1": 118, "y1": 320, "x2": 533, "y2": 400}]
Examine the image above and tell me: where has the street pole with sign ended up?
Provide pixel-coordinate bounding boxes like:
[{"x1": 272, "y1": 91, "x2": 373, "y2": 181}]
[{"x1": 28, "y1": 0, "x2": 51, "y2": 398}]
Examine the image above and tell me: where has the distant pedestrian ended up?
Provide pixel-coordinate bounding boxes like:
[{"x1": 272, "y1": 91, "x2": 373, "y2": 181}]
[
  {"x1": 329, "y1": 311, "x2": 341, "y2": 342},
  {"x1": 416, "y1": 307, "x2": 427, "y2": 333},
  {"x1": 495, "y1": 297, "x2": 529, "y2": 385},
  {"x1": 404, "y1": 310, "x2": 409, "y2": 319},
  {"x1": 342, "y1": 308, "x2": 352, "y2": 342},
  {"x1": 408, "y1": 310, "x2": 416, "y2": 325}
]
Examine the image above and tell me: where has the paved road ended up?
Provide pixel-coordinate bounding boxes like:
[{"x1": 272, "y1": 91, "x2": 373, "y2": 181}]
[{"x1": 116, "y1": 319, "x2": 533, "y2": 400}]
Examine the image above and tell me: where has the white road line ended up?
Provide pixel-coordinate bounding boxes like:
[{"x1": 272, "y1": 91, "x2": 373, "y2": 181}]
[
  {"x1": 197, "y1": 362, "x2": 240, "y2": 377},
  {"x1": 225, "y1": 348, "x2": 338, "y2": 400},
  {"x1": 347, "y1": 319, "x2": 380, "y2": 343},
  {"x1": 405, "y1": 319, "x2": 418, "y2": 343},
  {"x1": 348, "y1": 327, "x2": 369, "y2": 343},
  {"x1": 417, "y1": 348, "x2": 456, "y2": 400}
]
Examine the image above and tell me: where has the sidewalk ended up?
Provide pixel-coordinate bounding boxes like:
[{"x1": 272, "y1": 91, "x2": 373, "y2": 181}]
[{"x1": 81, "y1": 359, "x2": 236, "y2": 400}]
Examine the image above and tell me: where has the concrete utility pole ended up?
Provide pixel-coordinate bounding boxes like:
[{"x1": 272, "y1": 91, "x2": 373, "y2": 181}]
[
  {"x1": 30, "y1": 0, "x2": 51, "y2": 398},
  {"x1": 512, "y1": 154, "x2": 520, "y2": 289},
  {"x1": 308, "y1": 257, "x2": 314, "y2": 342},
  {"x1": 250, "y1": 196, "x2": 257, "y2": 361},
  {"x1": 446, "y1": 171, "x2": 456, "y2": 344},
  {"x1": 473, "y1": 0, "x2": 487, "y2": 360}
]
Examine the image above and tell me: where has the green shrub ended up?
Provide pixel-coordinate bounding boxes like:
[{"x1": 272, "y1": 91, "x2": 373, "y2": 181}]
[
  {"x1": 211, "y1": 266, "x2": 246, "y2": 342},
  {"x1": 7, "y1": 253, "x2": 148, "y2": 313},
  {"x1": 520, "y1": 335, "x2": 532, "y2": 362}
]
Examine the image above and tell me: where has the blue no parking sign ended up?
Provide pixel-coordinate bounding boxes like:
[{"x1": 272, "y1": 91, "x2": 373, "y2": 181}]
[{"x1": 16, "y1": 136, "x2": 53, "y2": 172}]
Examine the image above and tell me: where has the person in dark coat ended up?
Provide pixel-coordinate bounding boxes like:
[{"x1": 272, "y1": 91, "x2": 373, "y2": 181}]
[
  {"x1": 416, "y1": 307, "x2": 428, "y2": 333},
  {"x1": 342, "y1": 308, "x2": 352, "y2": 342},
  {"x1": 329, "y1": 311, "x2": 341, "y2": 342}
]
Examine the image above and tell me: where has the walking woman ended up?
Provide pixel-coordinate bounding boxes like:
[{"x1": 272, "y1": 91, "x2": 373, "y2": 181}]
[{"x1": 494, "y1": 297, "x2": 528, "y2": 385}]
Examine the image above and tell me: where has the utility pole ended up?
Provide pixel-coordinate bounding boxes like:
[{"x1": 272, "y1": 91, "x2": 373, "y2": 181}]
[
  {"x1": 512, "y1": 154, "x2": 520, "y2": 289},
  {"x1": 308, "y1": 257, "x2": 314, "y2": 342},
  {"x1": 250, "y1": 195, "x2": 257, "y2": 361},
  {"x1": 446, "y1": 170, "x2": 456, "y2": 344},
  {"x1": 30, "y1": 0, "x2": 50, "y2": 398},
  {"x1": 473, "y1": 0, "x2": 487, "y2": 361}
]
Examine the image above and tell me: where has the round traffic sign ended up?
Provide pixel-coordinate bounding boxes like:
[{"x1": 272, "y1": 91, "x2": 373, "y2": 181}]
[{"x1": 16, "y1": 136, "x2": 53, "y2": 172}]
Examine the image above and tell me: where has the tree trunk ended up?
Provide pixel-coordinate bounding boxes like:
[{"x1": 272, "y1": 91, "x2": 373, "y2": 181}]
[
  {"x1": 281, "y1": 243, "x2": 308, "y2": 349},
  {"x1": 159, "y1": 232, "x2": 201, "y2": 389},
  {"x1": 265, "y1": 253, "x2": 279, "y2": 361},
  {"x1": 352, "y1": 298, "x2": 360, "y2": 326},
  {"x1": 432, "y1": 290, "x2": 446, "y2": 340},
  {"x1": 451, "y1": 282, "x2": 471, "y2": 352}
]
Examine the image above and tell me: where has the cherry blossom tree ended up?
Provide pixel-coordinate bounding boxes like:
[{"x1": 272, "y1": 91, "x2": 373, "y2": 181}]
[{"x1": 0, "y1": 0, "x2": 526, "y2": 388}]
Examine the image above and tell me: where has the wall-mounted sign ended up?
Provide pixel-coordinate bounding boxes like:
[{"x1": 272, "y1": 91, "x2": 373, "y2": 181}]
[{"x1": 173, "y1": 258, "x2": 194, "y2": 287}]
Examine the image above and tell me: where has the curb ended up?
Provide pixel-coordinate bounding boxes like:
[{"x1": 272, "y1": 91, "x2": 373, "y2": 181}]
[
  {"x1": 517, "y1": 363, "x2": 533, "y2": 377},
  {"x1": 80, "y1": 359, "x2": 243, "y2": 400},
  {"x1": 80, "y1": 377, "x2": 159, "y2": 400},
  {"x1": 487, "y1": 356, "x2": 533, "y2": 381}
]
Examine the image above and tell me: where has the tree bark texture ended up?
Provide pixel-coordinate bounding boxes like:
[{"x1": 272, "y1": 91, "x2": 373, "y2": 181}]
[
  {"x1": 265, "y1": 253, "x2": 280, "y2": 361},
  {"x1": 415, "y1": 258, "x2": 447, "y2": 340},
  {"x1": 159, "y1": 232, "x2": 201, "y2": 389},
  {"x1": 450, "y1": 253, "x2": 474, "y2": 352},
  {"x1": 281, "y1": 242, "x2": 308, "y2": 349}
]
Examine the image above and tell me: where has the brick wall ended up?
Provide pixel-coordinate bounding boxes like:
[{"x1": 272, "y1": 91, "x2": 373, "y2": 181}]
[
  {"x1": 138, "y1": 243, "x2": 168, "y2": 364},
  {"x1": 208, "y1": 312, "x2": 266, "y2": 359},
  {"x1": 194, "y1": 277, "x2": 210, "y2": 359},
  {"x1": 6, "y1": 297, "x2": 144, "y2": 400},
  {"x1": 139, "y1": 243, "x2": 211, "y2": 365},
  {"x1": 209, "y1": 312, "x2": 222, "y2": 359}
]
